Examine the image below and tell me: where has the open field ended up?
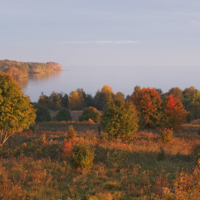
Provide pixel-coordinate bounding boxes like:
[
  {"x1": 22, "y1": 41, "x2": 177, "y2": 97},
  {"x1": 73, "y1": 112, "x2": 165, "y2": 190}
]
[
  {"x1": 49, "y1": 111, "x2": 83, "y2": 122},
  {"x1": 1, "y1": 122, "x2": 200, "y2": 199}
]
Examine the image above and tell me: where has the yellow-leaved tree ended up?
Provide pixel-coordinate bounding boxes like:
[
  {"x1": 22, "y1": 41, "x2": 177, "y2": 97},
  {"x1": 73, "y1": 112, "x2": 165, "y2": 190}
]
[
  {"x1": 0, "y1": 73, "x2": 36, "y2": 149},
  {"x1": 68, "y1": 89, "x2": 85, "y2": 110},
  {"x1": 101, "y1": 85, "x2": 113, "y2": 93}
]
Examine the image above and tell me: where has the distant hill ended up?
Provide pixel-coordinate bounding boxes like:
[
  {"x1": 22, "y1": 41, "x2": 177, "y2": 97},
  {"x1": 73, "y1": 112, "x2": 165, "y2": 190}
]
[{"x1": 0, "y1": 59, "x2": 62, "y2": 78}]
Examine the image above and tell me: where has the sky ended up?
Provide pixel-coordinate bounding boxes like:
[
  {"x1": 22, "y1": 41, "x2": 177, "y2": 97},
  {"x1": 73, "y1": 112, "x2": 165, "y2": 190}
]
[{"x1": 0, "y1": 0, "x2": 200, "y2": 68}]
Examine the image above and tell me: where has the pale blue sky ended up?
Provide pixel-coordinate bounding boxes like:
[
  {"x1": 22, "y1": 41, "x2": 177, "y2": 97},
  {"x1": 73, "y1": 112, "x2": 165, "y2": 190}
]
[{"x1": 0, "y1": 0, "x2": 200, "y2": 68}]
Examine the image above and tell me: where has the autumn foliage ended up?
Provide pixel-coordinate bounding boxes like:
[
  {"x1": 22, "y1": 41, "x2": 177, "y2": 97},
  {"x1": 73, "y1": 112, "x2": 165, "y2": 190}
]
[
  {"x1": 0, "y1": 73, "x2": 36, "y2": 148},
  {"x1": 162, "y1": 94, "x2": 187, "y2": 131},
  {"x1": 130, "y1": 88, "x2": 186, "y2": 131},
  {"x1": 130, "y1": 88, "x2": 162, "y2": 129}
]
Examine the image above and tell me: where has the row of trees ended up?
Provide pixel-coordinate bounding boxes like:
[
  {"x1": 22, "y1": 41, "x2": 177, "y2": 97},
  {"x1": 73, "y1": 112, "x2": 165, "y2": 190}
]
[
  {"x1": 0, "y1": 59, "x2": 61, "y2": 78},
  {"x1": 37, "y1": 85, "x2": 200, "y2": 123},
  {"x1": 38, "y1": 85, "x2": 125, "y2": 111},
  {"x1": 37, "y1": 86, "x2": 187, "y2": 133}
]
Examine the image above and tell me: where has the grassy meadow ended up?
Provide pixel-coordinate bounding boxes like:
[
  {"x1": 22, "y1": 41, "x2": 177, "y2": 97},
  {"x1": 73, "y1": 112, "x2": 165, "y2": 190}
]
[{"x1": 1, "y1": 116, "x2": 200, "y2": 199}]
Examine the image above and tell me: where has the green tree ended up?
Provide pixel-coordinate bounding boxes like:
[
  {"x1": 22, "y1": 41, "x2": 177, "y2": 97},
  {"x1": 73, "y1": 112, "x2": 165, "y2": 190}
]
[
  {"x1": 79, "y1": 106, "x2": 101, "y2": 123},
  {"x1": 59, "y1": 93, "x2": 69, "y2": 108},
  {"x1": 168, "y1": 87, "x2": 183, "y2": 100},
  {"x1": 53, "y1": 108, "x2": 72, "y2": 121},
  {"x1": 101, "y1": 100, "x2": 139, "y2": 140},
  {"x1": 130, "y1": 87, "x2": 163, "y2": 129},
  {"x1": 191, "y1": 91, "x2": 200, "y2": 106},
  {"x1": 0, "y1": 73, "x2": 36, "y2": 148},
  {"x1": 183, "y1": 86, "x2": 197, "y2": 98},
  {"x1": 84, "y1": 94, "x2": 95, "y2": 107},
  {"x1": 33, "y1": 104, "x2": 51, "y2": 122}
]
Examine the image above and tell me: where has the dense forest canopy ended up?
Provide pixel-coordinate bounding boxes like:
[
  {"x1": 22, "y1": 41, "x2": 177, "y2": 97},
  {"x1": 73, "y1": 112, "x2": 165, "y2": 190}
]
[{"x1": 0, "y1": 59, "x2": 62, "y2": 78}]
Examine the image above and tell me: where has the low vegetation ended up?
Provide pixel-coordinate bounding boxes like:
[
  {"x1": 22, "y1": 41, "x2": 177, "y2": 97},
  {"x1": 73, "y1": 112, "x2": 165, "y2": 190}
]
[
  {"x1": 79, "y1": 107, "x2": 101, "y2": 123},
  {"x1": 0, "y1": 121, "x2": 200, "y2": 199}
]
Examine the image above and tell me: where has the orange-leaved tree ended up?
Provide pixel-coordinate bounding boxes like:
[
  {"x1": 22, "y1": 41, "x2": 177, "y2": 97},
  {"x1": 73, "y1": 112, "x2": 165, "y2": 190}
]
[
  {"x1": 130, "y1": 87, "x2": 163, "y2": 129},
  {"x1": 0, "y1": 73, "x2": 36, "y2": 149},
  {"x1": 162, "y1": 94, "x2": 187, "y2": 131}
]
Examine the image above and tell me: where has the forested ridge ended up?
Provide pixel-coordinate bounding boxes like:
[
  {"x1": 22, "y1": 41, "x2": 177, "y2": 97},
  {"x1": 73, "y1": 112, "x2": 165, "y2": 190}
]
[{"x1": 0, "y1": 59, "x2": 62, "y2": 78}]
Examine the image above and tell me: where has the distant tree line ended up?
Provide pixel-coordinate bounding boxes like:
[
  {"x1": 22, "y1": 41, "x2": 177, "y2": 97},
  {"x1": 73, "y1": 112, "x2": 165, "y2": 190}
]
[
  {"x1": 0, "y1": 59, "x2": 61, "y2": 78},
  {"x1": 37, "y1": 85, "x2": 126, "y2": 111},
  {"x1": 36, "y1": 85, "x2": 200, "y2": 123}
]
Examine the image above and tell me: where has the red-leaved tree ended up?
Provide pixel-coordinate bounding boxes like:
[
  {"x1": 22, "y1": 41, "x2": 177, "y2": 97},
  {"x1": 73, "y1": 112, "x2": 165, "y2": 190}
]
[
  {"x1": 130, "y1": 87, "x2": 163, "y2": 129},
  {"x1": 162, "y1": 94, "x2": 187, "y2": 131}
]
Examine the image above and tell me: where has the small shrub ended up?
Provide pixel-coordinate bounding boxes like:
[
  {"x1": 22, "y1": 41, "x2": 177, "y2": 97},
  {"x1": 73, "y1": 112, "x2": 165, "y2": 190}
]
[
  {"x1": 161, "y1": 128, "x2": 173, "y2": 144},
  {"x1": 67, "y1": 125, "x2": 76, "y2": 140},
  {"x1": 70, "y1": 143, "x2": 94, "y2": 170},
  {"x1": 79, "y1": 106, "x2": 101, "y2": 123},
  {"x1": 157, "y1": 147, "x2": 166, "y2": 161},
  {"x1": 54, "y1": 108, "x2": 72, "y2": 121},
  {"x1": 61, "y1": 141, "x2": 73, "y2": 160},
  {"x1": 101, "y1": 100, "x2": 139, "y2": 140}
]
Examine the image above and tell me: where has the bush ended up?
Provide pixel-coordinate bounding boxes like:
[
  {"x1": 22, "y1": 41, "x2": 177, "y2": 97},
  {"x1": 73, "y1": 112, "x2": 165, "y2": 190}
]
[
  {"x1": 79, "y1": 106, "x2": 101, "y2": 123},
  {"x1": 61, "y1": 141, "x2": 73, "y2": 160},
  {"x1": 33, "y1": 104, "x2": 51, "y2": 122},
  {"x1": 161, "y1": 128, "x2": 173, "y2": 144},
  {"x1": 67, "y1": 125, "x2": 76, "y2": 140},
  {"x1": 54, "y1": 108, "x2": 72, "y2": 121},
  {"x1": 101, "y1": 100, "x2": 139, "y2": 140},
  {"x1": 70, "y1": 143, "x2": 94, "y2": 170}
]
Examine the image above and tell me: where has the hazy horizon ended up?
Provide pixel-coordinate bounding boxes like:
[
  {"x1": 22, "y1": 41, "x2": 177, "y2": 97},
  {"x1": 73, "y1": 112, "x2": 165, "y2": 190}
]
[{"x1": 20, "y1": 65, "x2": 200, "y2": 102}]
